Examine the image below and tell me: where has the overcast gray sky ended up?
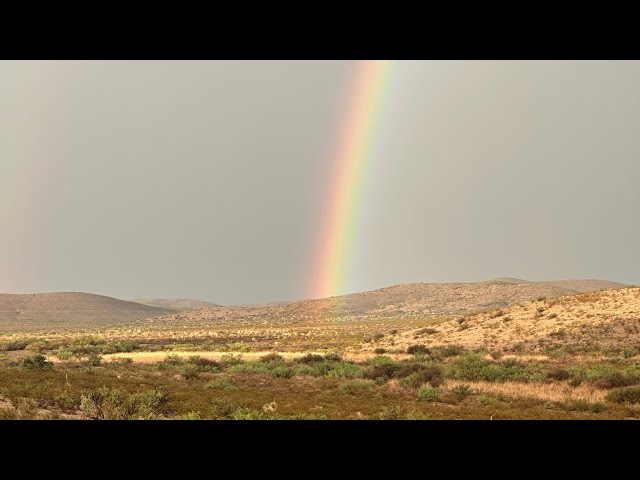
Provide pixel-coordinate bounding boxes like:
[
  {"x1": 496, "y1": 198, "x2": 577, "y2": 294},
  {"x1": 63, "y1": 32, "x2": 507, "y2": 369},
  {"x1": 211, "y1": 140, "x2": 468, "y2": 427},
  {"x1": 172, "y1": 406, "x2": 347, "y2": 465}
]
[{"x1": 1, "y1": 61, "x2": 639, "y2": 304}]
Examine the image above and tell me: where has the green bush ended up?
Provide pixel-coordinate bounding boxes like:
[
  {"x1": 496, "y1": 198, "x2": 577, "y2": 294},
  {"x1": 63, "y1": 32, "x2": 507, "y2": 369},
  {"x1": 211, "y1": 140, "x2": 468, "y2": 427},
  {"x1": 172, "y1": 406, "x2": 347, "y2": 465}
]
[
  {"x1": 56, "y1": 349, "x2": 74, "y2": 361},
  {"x1": 432, "y1": 345, "x2": 465, "y2": 359},
  {"x1": 324, "y1": 353, "x2": 342, "y2": 362},
  {"x1": 100, "y1": 341, "x2": 140, "y2": 354},
  {"x1": 606, "y1": 386, "x2": 640, "y2": 404},
  {"x1": 54, "y1": 390, "x2": 80, "y2": 412},
  {"x1": 296, "y1": 354, "x2": 324, "y2": 364},
  {"x1": 400, "y1": 366, "x2": 444, "y2": 389},
  {"x1": 446, "y1": 353, "x2": 538, "y2": 382},
  {"x1": 22, "y1": 355, "x2": 53, "y2": 371},
  {"x1": 321, "y1": 361, "x2": 362, "y2": 379},
  {"x1": 80, "y1": 387, "x2": 168, "y2": 420},
  {"x1": 86, "y1": 353, "x2": 102, "y2": 367},
  {"x1": 418, "y1": 387, "x2": 440, "y2": 402},
  {"x1": 407, "y1": 345, "x2": 430, "y2": 355},
  {"x1": 204, "y1": 378, "x2": 237, "y2": 390},
  {"x1": 362, "y1": 363, "x2": 401, "y2": 383},
  {"x1": 451, "y1": 384, "x2": 472, "y2": 400},
  {"x1": 181, "y1": 364, "x2": 201, "y2": 380},
  {"x1": 339, "y1": 380, "x2": 375, "y2": 392}
]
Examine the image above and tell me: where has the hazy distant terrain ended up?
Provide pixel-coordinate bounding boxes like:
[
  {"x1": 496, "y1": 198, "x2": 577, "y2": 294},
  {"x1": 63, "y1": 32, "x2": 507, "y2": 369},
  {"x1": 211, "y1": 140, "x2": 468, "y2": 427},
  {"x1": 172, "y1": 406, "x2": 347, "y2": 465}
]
[
  {"x1": 143, "y1": 278, "x2": 630, "y2": 327},
  {"x1": 0, "y1": 292, "x2": 173, "y2": 330},
  {"x1": 0, "y1": 279, "x2": 629, "y2": 331},
  {"x1": 131, "y1": 298, "x2": 220, "y2": 310}
]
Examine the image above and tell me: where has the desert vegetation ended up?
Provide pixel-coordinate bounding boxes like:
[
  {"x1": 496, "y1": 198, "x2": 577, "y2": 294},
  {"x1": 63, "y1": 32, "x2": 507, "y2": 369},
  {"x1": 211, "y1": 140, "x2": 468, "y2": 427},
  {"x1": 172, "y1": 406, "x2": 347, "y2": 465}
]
[{"x1": 1, "y1": 284, "x2": 638, "y2": 420}]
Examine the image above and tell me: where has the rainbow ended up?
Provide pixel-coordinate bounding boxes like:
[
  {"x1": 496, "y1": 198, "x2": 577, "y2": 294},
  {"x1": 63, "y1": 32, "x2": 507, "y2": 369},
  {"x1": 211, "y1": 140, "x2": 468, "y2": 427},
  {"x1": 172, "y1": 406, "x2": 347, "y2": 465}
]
[{"x1": 309, "y1": 60, "x2": 394, "y2": 300}]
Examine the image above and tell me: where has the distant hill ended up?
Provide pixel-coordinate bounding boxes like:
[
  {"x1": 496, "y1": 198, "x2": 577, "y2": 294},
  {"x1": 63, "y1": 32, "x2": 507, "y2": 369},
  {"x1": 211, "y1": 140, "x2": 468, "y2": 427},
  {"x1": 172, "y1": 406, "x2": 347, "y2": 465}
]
[
  {"x1": 131, "y1": 298, "x2": 220, "y2": 310},
  {"x1": 148, "y1": 278, "x2": 630, "y2": 327},
  {"x1": 0, "y1": 292, "x2": 174, "y2": 331}
]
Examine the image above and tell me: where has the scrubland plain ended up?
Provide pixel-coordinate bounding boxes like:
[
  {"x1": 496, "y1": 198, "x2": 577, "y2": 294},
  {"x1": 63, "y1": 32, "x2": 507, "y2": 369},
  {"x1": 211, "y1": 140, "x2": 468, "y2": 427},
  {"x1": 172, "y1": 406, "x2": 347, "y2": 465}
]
[{"x1": 1, "y1": 279, "x2": 639, "y2": 420}]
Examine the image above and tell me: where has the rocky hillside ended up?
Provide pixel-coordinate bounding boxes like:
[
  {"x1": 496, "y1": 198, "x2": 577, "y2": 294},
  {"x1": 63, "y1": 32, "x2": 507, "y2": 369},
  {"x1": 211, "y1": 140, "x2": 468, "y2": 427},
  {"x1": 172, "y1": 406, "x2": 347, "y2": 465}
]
[{"x1": 363, "y1": 287, "x2": 640, "y2": 354}]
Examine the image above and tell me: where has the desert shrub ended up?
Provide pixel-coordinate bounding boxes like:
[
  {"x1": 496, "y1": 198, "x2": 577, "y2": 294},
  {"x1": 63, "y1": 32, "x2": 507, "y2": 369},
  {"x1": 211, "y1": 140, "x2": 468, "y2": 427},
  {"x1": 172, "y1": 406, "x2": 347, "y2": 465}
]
[
  {"x1": 162, "y1": 354, "x2": 184, "y2": 366},
  {"x1": 389, "y1": 329, "x2": 399, "y2": 335},
  {"x1": 373, "y1": 348, "x2": 387, "y2": 355},
  {"x1": 476, "y1": 394, "x2": 498, "y2": 406},
  {"x1": 606, "y1": 386, "x2": 640, "y2": 404},
  {"x1": 546, "y1": 367, "x2": 571, "y2": 381},
  {"x1": 0, "y1": 340, "x2": 29, "y2": 352},
  {"x1": 418, "y1": 387, "x2": 440, "y2": 402},
  {"x1": 177, "y1": 411, "x2": 202, "y2": 420},
  {"x1": 204, "y1": 378, "x2": 237, "y2": 390},
  {"x1": 362, "y1": 363, "x2": 402, "y2": 383},
  {"x1": 260, "y1": 353, "x2": 283, "y2": 362},
  {"x1": 219, "y1": 354, "x2": 244, "y2": 367},
  {"x1": 296, "y1": 354, "x2": 324, "y2": 364},
  {"x1": 25, "y1": 341, "x2": 49, "y2": 353},
  {"x1": 291, "y1": 364, "x2": 318, "y2": 376},
  {"x1": 181, "y1": 364, "x2": 201, "y2": 380},
  {"x1": 339, "y1": 380, "x2": 375, "y2": 392},
  {"x1": 321, "y1": 361, "x2": 361, "y2": 379},
  {"x1": 56, "y1": 349, "x2": 74, "y2": 361},
  {"x1": 568, "y1": 377, "x2": 583, "y2": 387},
  {"x1": 86, "y1": 353, "x2": 102, "y2": 367},
  {"x1": 594, "y1": 372, "x2": 637, "y2": 389},
  {"x1": 324, "y1": 353, "x2": 342, "y2": 362},
  {"x1": 22, "y1": 355, "x2": 53, "y2": 371},
  {"x1": 432, "y1": 345, "x2": 465, "y2": 359},
  {"x1": 54, "y1": 390, "x2": 80, "y2": 412},
  {"x1": 187, "y1": 356, "x2": 220, "y2": 369},
  {"x1": 378, "y1": 405, "x2": 409, "y2": 420},
  {"x1": 372, "y1": 333, "x2": 384, "y2": 342},
  {"x1": 406, "y1": 345, "x2": 430, "y2": 355},
  {"x1": 446, "y1": 353, "x2": 535, "y2": 382},
  {"x1": 100, "y1": 341, "x2": 140, "y2": 354},
  {"x1": 398, "y1": 365, "x2": 443, "y2": 389},
  {"x1": 271, "y1": 365, "x2": 294, "y2": 378},
  {"x1": 368, "y1": 355, "x2": 395, "y2": 366},
  {"x1": 210, "y1": 399, "x2": 243, "y2": 419},
  {"x1": 548, "y1": 313, "x2": 558, "y2": 319},
  {"x1": 451, "y1": 384, "x2": 472, "y2": 400},
  {"x1": 80, "y1": 387, "x2": 168, "y2": 420},
  {"x1": 569, "y1": 363, "x2": 618, "y2": 382},
  {"x1": 232, "y1": 407, "x2": 266, "y2": 420}
]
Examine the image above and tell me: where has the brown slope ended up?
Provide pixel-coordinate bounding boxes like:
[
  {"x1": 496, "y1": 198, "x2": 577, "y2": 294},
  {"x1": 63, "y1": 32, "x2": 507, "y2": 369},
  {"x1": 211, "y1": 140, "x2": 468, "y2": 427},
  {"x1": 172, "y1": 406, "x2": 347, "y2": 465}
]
[
  {"x1": 144, "y1": 279, "x2": 618, "y2": 328},
  {"x1": 131, "y1": 298, "x2": 221, "y2": 310},
  {"x1": 0, "y1": 292, "x2": 175, "y2": 330},
  {"x1": 366, "y1": 287, "x2": 640, "y2": 354},
  {"x1": 541, "y1": 279, "x2": 629, "y2": 293}
]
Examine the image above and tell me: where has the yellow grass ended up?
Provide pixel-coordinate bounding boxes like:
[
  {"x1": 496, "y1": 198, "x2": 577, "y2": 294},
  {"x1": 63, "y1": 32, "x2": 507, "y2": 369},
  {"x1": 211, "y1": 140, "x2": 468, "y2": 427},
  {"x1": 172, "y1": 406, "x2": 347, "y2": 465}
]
[
  {"x1": 99, "y1": 351, "x2": 311, "y2": 364},
  {"x1": 446, "y1": 379, "x2": 607, "y2": 404}
]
